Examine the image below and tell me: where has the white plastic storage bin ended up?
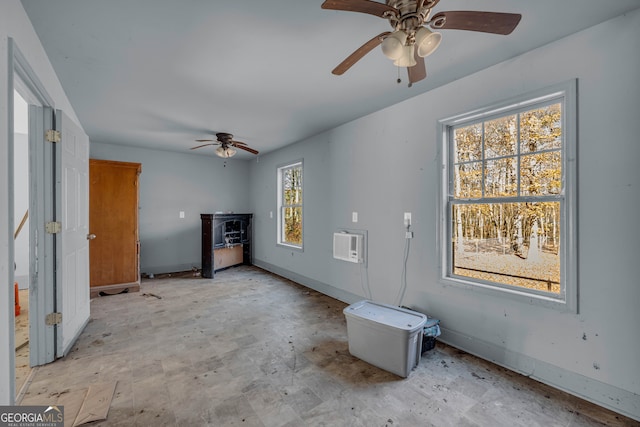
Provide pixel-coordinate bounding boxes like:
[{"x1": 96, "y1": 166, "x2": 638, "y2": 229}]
[{"x1": 344, "y1": 300, "x2": 427, "y2": 378}]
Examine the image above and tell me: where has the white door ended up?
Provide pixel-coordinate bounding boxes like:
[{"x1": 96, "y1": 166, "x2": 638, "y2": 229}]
[
  {"x1": 54, "y1": 110, "x2": 90, "y2": 357},
  {"x1": 28, "y1": 105, "x2": 56, "y2": 366}
]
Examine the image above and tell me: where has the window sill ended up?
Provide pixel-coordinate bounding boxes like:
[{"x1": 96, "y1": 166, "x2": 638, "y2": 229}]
[
  {"x1": 277, "y1": 242, "x2": 304, "y2": 252},
  {"x1": 439, "y1": 275, "x2": 577, "y2": 313}
]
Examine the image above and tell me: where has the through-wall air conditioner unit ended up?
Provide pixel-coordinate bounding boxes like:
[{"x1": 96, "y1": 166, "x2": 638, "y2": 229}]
[{"x1": 333, "y1": 232, "x2": 364, "y2": 263}]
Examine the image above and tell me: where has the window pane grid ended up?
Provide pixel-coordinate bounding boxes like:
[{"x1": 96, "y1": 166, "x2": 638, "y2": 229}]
[
  {"x1": 447, "y1": 100, "x2": 564, "y2": 296},
  {"x1": 278, "y1": 162, "x2": 303, "y2": 248},
  {"x1": 452, "y1": 105, "x2": 563, "y2": 203}
]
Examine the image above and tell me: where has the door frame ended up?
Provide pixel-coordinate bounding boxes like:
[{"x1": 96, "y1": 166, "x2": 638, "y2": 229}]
[{"x1": 6, "y1": 38, "x2": 57, "y2": 403}]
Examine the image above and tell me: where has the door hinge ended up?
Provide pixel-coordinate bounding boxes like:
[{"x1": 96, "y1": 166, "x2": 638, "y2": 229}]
[
  {"x1": 45, "y1": 312, "x2": 62, "y2": 326},
  {"x1": 45, "y1": 221, "x2": 62, "y2": 234},
  {"x1": 45, "y1": 129, "x2": 61, "y2": 143}
]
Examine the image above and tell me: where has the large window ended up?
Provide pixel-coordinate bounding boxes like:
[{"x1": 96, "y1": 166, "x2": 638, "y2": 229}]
[
  {"x1": 277, "y1": 161, "x2": 303, "y2": 248},
  {"x1": 440, "y1": 82, "x2": 576, "y2": 310}
]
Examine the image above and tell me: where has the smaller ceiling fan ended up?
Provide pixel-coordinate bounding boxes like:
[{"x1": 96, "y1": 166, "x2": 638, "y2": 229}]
[
  {"x1": 322, "y1": 0, "x2": 522, "y2": 86},
  {"x1": 191, "y1": 132, "x2": 259, "y2": 158}
]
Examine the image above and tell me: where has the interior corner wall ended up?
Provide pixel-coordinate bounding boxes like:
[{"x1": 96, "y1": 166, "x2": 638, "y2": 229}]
[
  {"x1": 1, "y1": 0, "x2": 85, "y2": 405},
  {"x1": 90, "y1": 142, "x2": 251, "y2": 275},
  {"x1": 249, "y1": 9, "x2": 640, "y2": 421}
]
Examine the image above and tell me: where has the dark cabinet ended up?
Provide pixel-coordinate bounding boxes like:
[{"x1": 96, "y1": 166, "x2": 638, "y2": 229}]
[{"x1": 201, "y1": 213, "x2": 252, "y2": 278}]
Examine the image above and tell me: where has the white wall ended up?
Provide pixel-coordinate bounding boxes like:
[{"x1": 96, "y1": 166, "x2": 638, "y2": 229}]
[
  {"x1": 12, "y1": 132, "x2": 28, "y2": 289},
  {"x1": 90, "y1": 142, "x2": 251, "y2": 274},
  {"x1": 13, "y1": 90, "x2": 29, "y2": 289},
  {"x1": 250, "y1": 9, "x2": 640, "y2": 421},
  {"x1": 1, "y1": 0, "x2": 84, "y2": 404}
]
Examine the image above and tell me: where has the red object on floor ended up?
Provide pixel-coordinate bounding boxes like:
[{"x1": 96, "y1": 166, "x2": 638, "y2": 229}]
[{"x1": 15, "y1": 282, "x2": 20, "y2": 316}]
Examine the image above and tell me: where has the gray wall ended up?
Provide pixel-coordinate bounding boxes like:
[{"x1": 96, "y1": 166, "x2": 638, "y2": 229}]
[
  {"x1": 249, "y1": 10, "x2": 640, "y2": 421},
  {"x1": 90, "y1": 142, "x2": 251, "y2": 274}
]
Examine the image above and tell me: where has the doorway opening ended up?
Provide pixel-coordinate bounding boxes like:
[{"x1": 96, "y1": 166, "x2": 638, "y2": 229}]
[
  {"x1": 10, "y1": 38, "x2": 56, "y2": 403},
  {"x1": 13, "y1": 90, "x2": 31, "y2": 395}
]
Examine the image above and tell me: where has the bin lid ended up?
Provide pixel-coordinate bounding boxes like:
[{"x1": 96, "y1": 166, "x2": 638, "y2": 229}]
[{"x1": 344, "y1": 300, "x2": 426, "y2": 331}]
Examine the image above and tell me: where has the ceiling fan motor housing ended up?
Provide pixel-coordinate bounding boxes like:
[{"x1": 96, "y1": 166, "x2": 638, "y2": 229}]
[
  {"x1": 216, "y1": 132, "x2": 234, "y2": 142},
  {"x1": 386, "y1": 0, "x2": 434, "y2": 33}
]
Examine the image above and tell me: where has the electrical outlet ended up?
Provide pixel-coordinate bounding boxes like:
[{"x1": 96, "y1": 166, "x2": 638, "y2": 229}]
[
  {"x1": 404, "y1": 212, "x2": 411, "y2": 227},
  {"x1": 179, "y1": 211, "x2": 185, "y2": 219},
  {"x1": 269, "y1": 211, "x2": 273, "y2": 219}
]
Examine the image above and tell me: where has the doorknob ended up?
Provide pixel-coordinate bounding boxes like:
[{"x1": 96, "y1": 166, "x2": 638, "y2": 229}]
[{"x1": 87, "y1": 234, "x2": 96, "y2": 240}]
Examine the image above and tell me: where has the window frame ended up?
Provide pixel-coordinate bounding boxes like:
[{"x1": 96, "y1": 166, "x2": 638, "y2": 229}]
[
  {"x1": 438, "y1": 80, "x2": 578, "y2": 312},
  {"x1": 277, "y1": 159, "x2": 304, "y2": 250}
]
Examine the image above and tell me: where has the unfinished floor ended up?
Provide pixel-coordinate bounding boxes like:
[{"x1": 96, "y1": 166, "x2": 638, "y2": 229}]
[{"x1": 19, "y1": 266, "x2": 639, "y2": 426}]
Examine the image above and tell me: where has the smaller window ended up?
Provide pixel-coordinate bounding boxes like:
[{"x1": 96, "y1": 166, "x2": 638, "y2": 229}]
[{"x1": 277, "y1": 161, "x2": 303, "y2": 248}]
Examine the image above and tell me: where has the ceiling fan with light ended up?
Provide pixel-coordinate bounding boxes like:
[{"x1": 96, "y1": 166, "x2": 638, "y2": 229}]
[
  {"x1": 191, "y1": 132, "x2": 259, "y2": 158},
  {"x1": 322, "y1": 0, "x2": 522, "y2": 86}
]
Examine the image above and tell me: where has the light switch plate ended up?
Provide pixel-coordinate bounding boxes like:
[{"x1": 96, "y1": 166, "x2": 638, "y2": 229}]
[{"x1": 352, "y1": 212, "x2": 358, "y2": 223}]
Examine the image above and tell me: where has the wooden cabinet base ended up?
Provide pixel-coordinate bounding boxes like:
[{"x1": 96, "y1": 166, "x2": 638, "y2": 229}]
[
  {"x1": 90, "y1": 282, "x2": 140, "y2": 298},
  {"x1": 214, "y1": 246, "x2": 244, "y2": 271}
]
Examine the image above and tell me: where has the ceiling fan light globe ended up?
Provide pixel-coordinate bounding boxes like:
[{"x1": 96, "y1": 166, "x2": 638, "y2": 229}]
[
  {"x1": 415, "y1": 27, "x2": 441, "y2": 58},
  {"x1": 215, "y1": 146, "x2": 237, "y2": 158},
  {"x1": 393, "y1": 44, "x2": 417, "y2": 67},
  {"x1": 381, "y1": 30, "x2": 407, "y2": 60}
]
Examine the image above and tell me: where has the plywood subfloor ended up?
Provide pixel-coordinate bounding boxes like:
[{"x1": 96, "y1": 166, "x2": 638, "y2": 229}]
[{"x1": 18, "y1": 267, "x2": 640, "y2": 426}]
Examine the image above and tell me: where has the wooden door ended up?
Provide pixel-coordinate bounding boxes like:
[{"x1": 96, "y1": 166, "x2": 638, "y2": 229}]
[{"x1": 89, "y1": 159, "x2": 141, "y2": 296}]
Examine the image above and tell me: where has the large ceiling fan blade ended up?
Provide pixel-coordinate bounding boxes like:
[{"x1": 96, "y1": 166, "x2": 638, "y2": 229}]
[
  {"x1": 191, "y1": 143, "x2": 217, "y2": 150},
  {"x1": 332, "y1": 31, "x2": 391, "y2": 75},
  {"x1": 321, "y1": 0, "x2": 397, "y2": 19},
  {"x1": 235, "y1": 144, "x2": 259, "y2": 155},
  {"x1": 195, "y1": 139, "x2": 214, "y2": 142},
  {"x1": 430, "y1": 11, "x2": 522, "y2": 35},
  {"x1": 407, "y1": 54, "x2": 426, "y2": 86}
]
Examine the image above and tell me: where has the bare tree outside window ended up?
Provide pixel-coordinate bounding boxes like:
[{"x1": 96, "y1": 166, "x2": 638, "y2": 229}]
[
  {"x1": 278, "y1": 162, "x2": 303, "y2": 247},
  {"x1": 449, "y1": 102, "x2": 563, "y2": 294}
]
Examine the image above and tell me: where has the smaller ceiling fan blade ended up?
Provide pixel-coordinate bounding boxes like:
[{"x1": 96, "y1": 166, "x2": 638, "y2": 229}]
[
  {"x1": 321, "y1": 0, "x2": 397, "y2": 19},
  {"x1": 191, "y1": 143, "x2": 216, "y2": 150},
  {"x1": 235, "y1": 145, "x2": 259, "y2": 155},
  {"x1": 407, "y1": 52, "x2": 426, "y2": 86},
  {"x1": 332, "y1": 31, "x2": 391, "y2": 75},
  {"x1": 230, "y1": 140, "x2": 248, "y2": 146},
  {"x1": 430, "y1": 11, "x2": 522, "y2": 35}
]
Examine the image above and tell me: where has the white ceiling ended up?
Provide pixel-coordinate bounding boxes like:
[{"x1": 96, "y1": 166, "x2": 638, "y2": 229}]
[{"x1": 20, "y1": 0, "x2": 640, "y2": 158}]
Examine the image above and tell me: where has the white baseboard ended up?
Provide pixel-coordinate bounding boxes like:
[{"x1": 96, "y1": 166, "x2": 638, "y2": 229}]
[
  {"x1": 14, "y1": 275, "x2": 29, "y2": 290},
  {"x1": 440, "y1": 327, "x2": 640, "y2": 422},
  {"x1": 142, "y1": 263, "x2": 197, "y2": 276},
  {"x1": 253, "y1": 260, "x2": 361, "y2": 305}
]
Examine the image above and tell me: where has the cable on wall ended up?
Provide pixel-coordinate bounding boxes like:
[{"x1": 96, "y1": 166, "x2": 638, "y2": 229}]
[
  {"x1": 360, "y1": 261, "x2": 372, "y2": 300},
  {"x1": 394, "y1": 223, "x2": 412, "y2": 307}
]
